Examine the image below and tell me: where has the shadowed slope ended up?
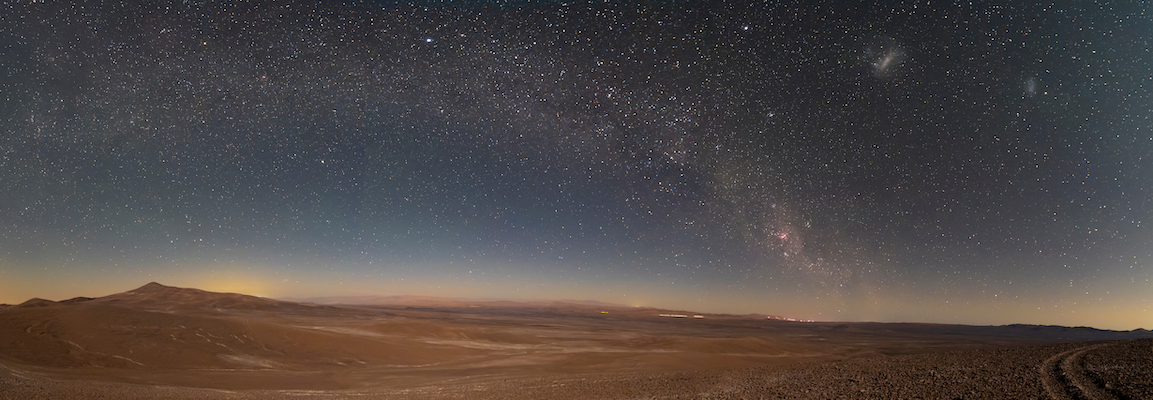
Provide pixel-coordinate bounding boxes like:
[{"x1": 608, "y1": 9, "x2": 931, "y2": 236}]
[{"x1": 95, "y1": 282, "x2": 326, "y2": 314}]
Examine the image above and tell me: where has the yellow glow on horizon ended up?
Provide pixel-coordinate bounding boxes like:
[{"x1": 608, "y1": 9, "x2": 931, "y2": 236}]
[
  {"x1": 1, "y1": 261, "x2": 1146, "y2": 332},
  {"x1": 162, "y1": 262, "x2": 282, "y2": 299}
]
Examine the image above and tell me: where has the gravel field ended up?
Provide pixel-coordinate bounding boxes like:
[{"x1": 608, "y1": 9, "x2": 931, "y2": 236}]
[{"x1": 3, "y1": 338, "x2": 1149, "y2": 400}]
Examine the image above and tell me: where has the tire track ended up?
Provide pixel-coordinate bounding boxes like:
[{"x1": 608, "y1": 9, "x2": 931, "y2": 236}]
[{"x1": 1041, "y1": 343, "x2": 1114, "y2": 400}]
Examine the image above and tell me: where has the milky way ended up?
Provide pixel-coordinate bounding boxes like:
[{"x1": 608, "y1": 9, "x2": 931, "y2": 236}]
[{"x1": 1, "y1": 1, "x2": 1149, "y2": 329}]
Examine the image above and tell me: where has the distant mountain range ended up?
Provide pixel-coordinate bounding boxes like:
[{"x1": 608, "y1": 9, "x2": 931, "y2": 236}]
[{"x1": 5, "y1": 283, "x2": 1151, "y2": 343}]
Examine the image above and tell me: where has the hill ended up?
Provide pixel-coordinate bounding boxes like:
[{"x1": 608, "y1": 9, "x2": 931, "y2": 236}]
[{"x1": 1, "y1": 283, "x2": 1150, "y2": 393}]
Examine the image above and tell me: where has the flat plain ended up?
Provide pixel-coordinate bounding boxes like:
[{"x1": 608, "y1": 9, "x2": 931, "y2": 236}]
[{"x1": 1, "y1": 283, "x2": 1150, "y2": 399}]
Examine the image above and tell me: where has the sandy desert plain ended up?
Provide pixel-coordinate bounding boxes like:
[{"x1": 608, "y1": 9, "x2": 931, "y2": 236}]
[{"x1": 1, "y1": 282, "x2": 1150, "y2": 399}]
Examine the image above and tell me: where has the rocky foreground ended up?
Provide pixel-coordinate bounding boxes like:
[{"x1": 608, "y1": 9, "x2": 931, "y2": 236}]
[{"x1": 3, "y1": 338, "x2": 1149, "y2": 400}]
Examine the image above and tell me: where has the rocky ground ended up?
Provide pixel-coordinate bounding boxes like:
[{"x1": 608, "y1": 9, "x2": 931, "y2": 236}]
[{"x1": 3, "y1": 338, "x2": 1149, "y2": 400}]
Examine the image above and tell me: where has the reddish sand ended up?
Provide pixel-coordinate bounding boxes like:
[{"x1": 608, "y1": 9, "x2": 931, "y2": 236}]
[{"x1": 1, "y1": 283, "x2": 1149, "y2": 399}]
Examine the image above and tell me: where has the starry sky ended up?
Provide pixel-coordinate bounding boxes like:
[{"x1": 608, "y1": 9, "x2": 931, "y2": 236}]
[{"x1": 1, "y1": 0, "x2": 1150, "y2": 330}]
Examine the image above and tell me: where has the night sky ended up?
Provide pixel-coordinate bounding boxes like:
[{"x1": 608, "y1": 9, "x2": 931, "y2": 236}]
[{"x1": 2, "y1": 1, "x2": 1149, "y2": 330}]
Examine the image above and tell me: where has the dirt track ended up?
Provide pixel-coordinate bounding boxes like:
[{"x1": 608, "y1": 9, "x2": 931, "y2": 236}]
[{"x1": 1042, "y1": 343, "x2": 1106, "y2": 400}]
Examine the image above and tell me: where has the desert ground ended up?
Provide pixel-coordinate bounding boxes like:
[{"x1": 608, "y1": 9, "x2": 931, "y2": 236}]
[{"x1": 1, "y1": 283, "x2": 1150, "y2": 399}]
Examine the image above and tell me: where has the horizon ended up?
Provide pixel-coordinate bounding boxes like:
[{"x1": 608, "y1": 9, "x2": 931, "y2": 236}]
[
  {"x1": 2, "y1": 280, "x2": 1147, "y2": 332},
  {"x1": 2, "y1": 1, "x2": 1149, "y2": 333}
]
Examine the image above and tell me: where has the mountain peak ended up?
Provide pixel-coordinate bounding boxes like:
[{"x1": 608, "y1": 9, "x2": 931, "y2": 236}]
[
  {"x1": 17, "y1": 298, "x2": 57, "y2": 308},
  {"x1": 133, "y1": 282, "x2": 174, "y2": 293}
]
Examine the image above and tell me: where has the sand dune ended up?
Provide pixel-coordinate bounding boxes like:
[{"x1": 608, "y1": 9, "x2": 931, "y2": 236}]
[{"x1": 1, "y1": 283, "x2": 1150, "y2": 398}]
